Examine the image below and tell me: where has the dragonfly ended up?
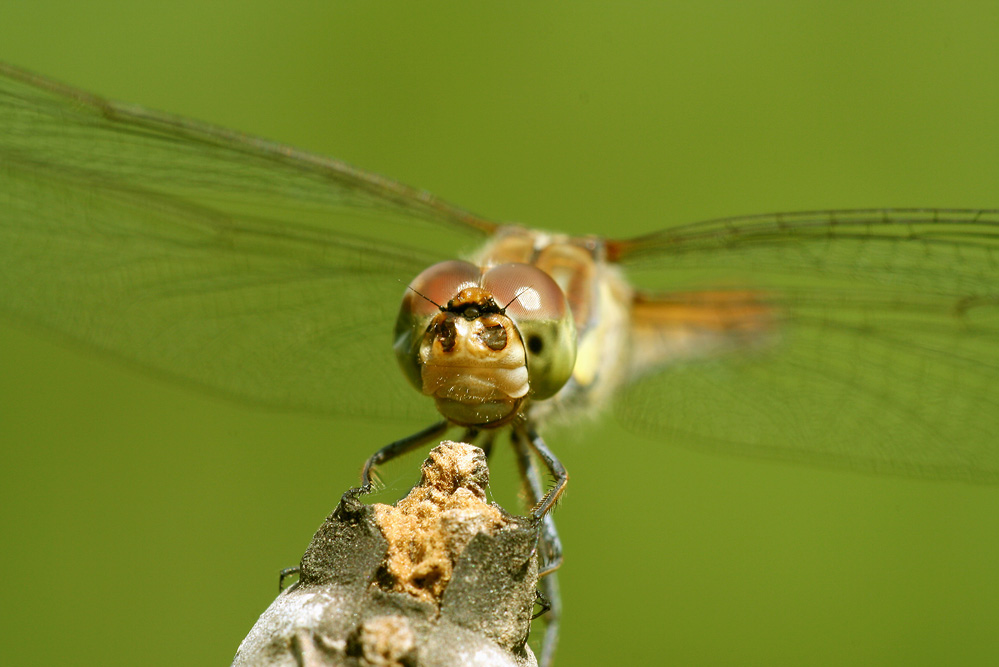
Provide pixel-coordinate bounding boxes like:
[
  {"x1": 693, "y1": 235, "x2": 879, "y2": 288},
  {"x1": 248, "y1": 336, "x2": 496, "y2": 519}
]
[{"x1": 1, "y1": 63, "x2": 997, "y2": 667}]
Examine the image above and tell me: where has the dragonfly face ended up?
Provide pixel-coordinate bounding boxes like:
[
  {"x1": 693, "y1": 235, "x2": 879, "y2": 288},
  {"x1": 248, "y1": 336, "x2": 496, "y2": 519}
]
[{"x1": 394, "y1": 256, "x2": 576, "y2": 427}]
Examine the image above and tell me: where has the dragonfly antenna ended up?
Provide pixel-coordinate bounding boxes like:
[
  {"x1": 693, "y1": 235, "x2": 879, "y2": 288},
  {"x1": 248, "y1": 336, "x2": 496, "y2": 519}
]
[
  {"x1": 503, "y1": 286, "x2": 531, "y2": 311},
  {"x1": 403, "y1": 281, "x2": 444, "y2": 310}
]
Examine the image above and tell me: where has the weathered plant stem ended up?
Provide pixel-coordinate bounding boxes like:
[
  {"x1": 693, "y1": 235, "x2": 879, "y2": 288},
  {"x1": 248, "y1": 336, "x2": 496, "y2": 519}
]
[{"x1": 233, "y1": 441, "x2": 542, "y2": 667}]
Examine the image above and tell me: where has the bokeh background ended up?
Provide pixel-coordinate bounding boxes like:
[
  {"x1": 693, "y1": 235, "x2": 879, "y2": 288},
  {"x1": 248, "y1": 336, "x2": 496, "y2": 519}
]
[{"x1": 2, "y1": 3, "x2": 999, "y2": 665}]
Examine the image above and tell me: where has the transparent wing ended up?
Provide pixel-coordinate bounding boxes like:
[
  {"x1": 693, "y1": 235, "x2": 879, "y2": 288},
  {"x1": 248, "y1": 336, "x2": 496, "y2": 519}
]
[
  {"x1": 610, "y1": 209, "x2": 999, "y2": 482},
  {"x1": 0, "y1": 63, "x2": 496, "y2": 420}
]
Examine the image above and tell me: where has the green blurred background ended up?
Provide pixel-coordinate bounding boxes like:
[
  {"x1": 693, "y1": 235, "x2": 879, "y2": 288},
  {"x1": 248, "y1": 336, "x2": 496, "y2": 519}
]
[{"x1": 2, "y1": 2, "x2": 998, "y2": 665}]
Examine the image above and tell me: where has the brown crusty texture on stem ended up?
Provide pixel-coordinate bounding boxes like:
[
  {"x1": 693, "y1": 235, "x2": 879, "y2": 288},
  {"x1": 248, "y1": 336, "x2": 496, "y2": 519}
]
[{"x1": 373, "y1": 441, "x2": 507, "y2": 603}]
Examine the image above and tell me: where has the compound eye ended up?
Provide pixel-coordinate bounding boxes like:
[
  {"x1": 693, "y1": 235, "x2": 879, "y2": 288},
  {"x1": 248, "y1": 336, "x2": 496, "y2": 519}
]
[
  {"x1": 482, "y1": 263, "x2": 568, "y2": 323},
  {"x1": 482, "y1": 263, "x2": 576, "y2": 400},
  {"x1": 403, "y1": 261, "x2": 481, "y2": 318},
  {"x1": 395, "y1": 260, "x2": 482, "y2": 392}
]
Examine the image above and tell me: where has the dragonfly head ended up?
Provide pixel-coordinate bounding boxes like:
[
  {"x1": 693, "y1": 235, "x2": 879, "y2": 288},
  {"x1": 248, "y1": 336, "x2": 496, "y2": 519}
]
[{"x1": 395, "y1": 260, "x2": 577, "y2": 427}]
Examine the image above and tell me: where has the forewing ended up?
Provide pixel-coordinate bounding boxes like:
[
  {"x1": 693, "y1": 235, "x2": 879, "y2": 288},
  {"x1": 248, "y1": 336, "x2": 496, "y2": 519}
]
[
  {"x1": 611, "y1": 209, "x2": 999, "y2": 481},
  {"x1": 0, "y1": 63, "x2": 495, "y2": 419}
]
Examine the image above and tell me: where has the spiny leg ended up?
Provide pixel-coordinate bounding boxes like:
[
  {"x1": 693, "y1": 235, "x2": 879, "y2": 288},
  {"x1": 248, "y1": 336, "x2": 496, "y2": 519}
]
[
  {"x1": 285, "y1": 421, "x2": 453, "y2": 585},
  {"x1": 511, "y1": 426, "x2": 565, "y2": 667},
  {"x1": 338, "y1": 420, "x2": 450, "y2": 517},
  {"x1": 516, "y1": 423, "x2": 569, "y2": 524},
  {"x1": 356, "y1": 420, "x2": 450, "y2": 492},
  {"x1": 511, "y1": 428, "x2": 564, "y2": 575}
]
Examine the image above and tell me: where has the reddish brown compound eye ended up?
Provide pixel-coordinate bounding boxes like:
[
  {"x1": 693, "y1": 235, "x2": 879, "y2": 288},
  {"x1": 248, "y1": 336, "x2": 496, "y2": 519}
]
[
  {"x1": 403, "y1": 260, "x2": 482, "y2": 318},
  {"x1": 481, "y1": 263, "x2": 568, "y2": 322},
  {"x1": 395, "y1": 261, "x2": 482, "y2": 392},
  {"x1": 482, "y1": 263, "x2": 576, "y2": 400}
]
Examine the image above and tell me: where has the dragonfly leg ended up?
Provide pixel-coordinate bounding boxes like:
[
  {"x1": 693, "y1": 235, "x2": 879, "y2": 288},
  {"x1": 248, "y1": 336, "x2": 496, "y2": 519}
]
[
  {"x1": 511, "y1": 428, "x2": 564, "y2": 575},
  {"x1": 511, "y1": 427, "x2": 563, "y2": 667},
  {"x1": 536, "y1": 572, "x2": 561, "y2": 667},
  {"x1": 277, "y1": 566, "x2": 300, "y2": 592},
  {"x1": 532, "y1": 588, "x2": 551, "y2": 619},
  {"x1": 357, "y1": 420, "x2": 451, "y2": 490},
  {"x1": 517, "y1": 424, "x2": 569, "y2": 523},
  {"x1": 341, "y1": 421, "x2": 451, "y2": 510}
]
